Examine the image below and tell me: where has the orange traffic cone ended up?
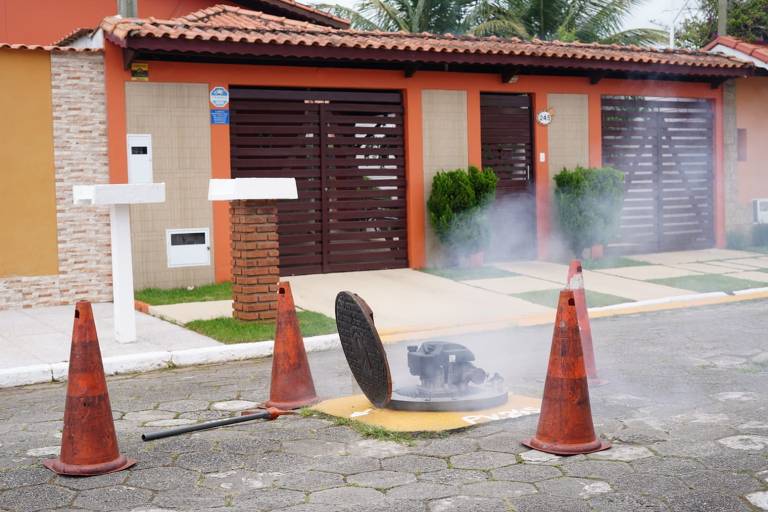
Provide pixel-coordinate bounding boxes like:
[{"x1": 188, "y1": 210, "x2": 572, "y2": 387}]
[
  {"x1": 567, "y1": 260, "x2": 601, "y2": 383},
  {"x1": 522, "y1": 290, "x2": 610, "y2": 455},
  {"x1": 43, "y1": 302, "x2": 136, "y2": 476},
  {"x1": 264, "y1": 282, "x2": 318, "y2": 409}
]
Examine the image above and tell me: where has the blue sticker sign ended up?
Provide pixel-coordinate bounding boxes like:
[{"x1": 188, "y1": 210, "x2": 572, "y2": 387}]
[
  {"x1": 209, "y1": 86, "x2": 229, "y2": 108},
  {"x1": 210, "y1": 109, "x2": 230, "y2": 125}
]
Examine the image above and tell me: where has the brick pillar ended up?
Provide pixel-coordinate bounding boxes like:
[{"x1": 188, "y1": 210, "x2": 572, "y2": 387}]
[{"x1": 231, "y1": 200, "x2": 279, "y2": 321}]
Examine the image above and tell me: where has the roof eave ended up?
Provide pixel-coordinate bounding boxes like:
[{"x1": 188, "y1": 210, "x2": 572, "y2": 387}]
[{"x1": 121, "y1": 37, "x2": 753, "y2": 80}]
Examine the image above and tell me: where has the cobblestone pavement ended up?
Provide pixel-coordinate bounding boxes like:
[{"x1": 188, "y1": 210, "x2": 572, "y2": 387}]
[{"x1": 1, "y1": 300, "x2": 768, "y2": 511}]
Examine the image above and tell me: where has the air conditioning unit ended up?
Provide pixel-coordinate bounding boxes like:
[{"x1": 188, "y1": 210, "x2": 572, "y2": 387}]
[{"x1": 754, "y1": 199, "x2": 768, "y2": 224}]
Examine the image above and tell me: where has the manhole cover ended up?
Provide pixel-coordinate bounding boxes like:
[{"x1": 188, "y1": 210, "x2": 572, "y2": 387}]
[{"x1": 335, "y1": 291, "x2": 392, "y2": 408}]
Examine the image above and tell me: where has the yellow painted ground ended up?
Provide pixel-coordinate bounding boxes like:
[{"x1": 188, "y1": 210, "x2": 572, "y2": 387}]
[{"x1": 313, "y1": 393, "x2": 541, "y2": 432}]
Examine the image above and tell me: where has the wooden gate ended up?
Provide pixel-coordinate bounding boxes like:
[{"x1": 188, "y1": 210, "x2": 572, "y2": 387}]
[
  {"x1": 480, "y1": 93, "x2": 536, "y2": 259},
  {"x1": 230, "y1": 88, "x2": 407, "y2": 275},
  {"x1": 602, "y1": 96, "x2": 715, "y2": 253}
]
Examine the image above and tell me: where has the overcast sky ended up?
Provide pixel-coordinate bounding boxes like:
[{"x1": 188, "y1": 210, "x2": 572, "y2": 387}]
[{"x1": 326, "y1": 0, "x2": 699, "y2": 38}]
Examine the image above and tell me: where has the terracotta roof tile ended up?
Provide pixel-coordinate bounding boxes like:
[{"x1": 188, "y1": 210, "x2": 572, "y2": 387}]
[
  {"x1": 101, "y1": 5, "x2": 751, "y2": 73},
  {"x1": 0, "y1": 42, "x2": 100, "y2": 52},
  {"x1": 704, "y1": 35, "x2": 768, "y2": 64}
]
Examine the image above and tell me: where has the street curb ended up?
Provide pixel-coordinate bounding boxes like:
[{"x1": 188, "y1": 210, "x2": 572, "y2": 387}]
[{"x1": 0, "y1": 333, "x2": 341, "y2": 389}]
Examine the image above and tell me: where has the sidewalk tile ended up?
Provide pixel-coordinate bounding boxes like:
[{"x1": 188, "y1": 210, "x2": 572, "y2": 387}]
[
  {"x1": 463, "y1": 276, "x2": 560, "y2": 294},
  {"x1": 724, "y1": 271, "x2": 768, "y2": 284},
  {"x1": 596, "y1": 265, "x2": 700, "y2": 281},
  {"x1": 730, "y1": 257, "x2": 768, "y2": 269},
  {"x1": 705, "y1": 261, "x2": 763, "y2": 271},
  {"x1": 669, "y1": 262, "x2": 739, "y2": 274},
  {"x1": 581, "y1": 270, "x2": 692, "y2": 301},
  {"x1": 631, "y1": 249, "x2": 761, "y2": 265},
  {"x1": 151, "y1": 300, "x2": 233, "y2": 324},
  {"x1": 492, "y1": 261, "x2": 568, "y2": 285}
]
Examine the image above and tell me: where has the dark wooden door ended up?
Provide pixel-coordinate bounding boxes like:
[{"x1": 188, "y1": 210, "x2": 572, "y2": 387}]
[
  {"x1": 230, "y1": 88, "x2": 407, "y2": 275},
  {"x1": 602, "y1": 96, "x2": 714, "y2": 254},
  {"x1": 480, "y1": 93, "x2": 536, "y2": 260}
]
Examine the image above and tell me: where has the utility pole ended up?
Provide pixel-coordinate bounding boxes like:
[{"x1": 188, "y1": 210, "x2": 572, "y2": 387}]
[
  {"x1": 718, "y1": 0, "x2": 728, "y2": 35},
  {"x1": 118, "y1": 0, "x2": 137, "y2": 17}
]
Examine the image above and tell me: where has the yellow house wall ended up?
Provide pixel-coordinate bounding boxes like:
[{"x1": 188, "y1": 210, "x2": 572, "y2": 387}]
[{"x1": 0, "y1": 49, "x2": 58, "y2": 277}]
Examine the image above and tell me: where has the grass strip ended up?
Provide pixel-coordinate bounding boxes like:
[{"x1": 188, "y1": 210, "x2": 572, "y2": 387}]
[
  {"x1": 649, "y1": 274, "x2": 767, "y2": 293},
  {"x1": 512, "y1": 288, "x2": 632, "y2": 308},
  {"x1": 185, "y1": 311, "x2": 336, "y2": 344},
  {"x1": 136, "y1": 282, "x2": 232, "y2": 305}
]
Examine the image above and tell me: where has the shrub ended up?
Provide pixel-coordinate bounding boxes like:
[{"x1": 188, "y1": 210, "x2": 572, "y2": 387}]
[
  {"x1": 427, "y1": 166, "x2": 498, "y2": 258},
  {"x1": 554, "y1": 166, "x2": 625, "y2": 257}
]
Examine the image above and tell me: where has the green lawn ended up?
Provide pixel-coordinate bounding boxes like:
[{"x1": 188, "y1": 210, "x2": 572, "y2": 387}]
[
  {"x1": 421, "y1": 266, "x2": 517, "y2": 281},
  {"x1": 185, "y1": 311, "x2": 337, "y2": 344},
  {"x1": 579, "y1": 257, "x2": 650, "y2": 270},
  {"x1": 649, "y1": 274, "x2": 767, "y2": 293},
  {"x1": 136, "y1": 282, "x2": 232, "y2": 305},
  {"x1": 512, "y1": 289, "x2": 632, "y2": 308}
]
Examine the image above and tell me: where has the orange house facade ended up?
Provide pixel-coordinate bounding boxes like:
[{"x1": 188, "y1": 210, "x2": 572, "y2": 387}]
[{"x1": 96, "y1": 6, "x2": 753, "y2": 288}]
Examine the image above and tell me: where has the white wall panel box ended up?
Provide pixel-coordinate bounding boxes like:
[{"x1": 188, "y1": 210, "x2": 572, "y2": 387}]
[
  {"x1": 72, "y1": 182, "x2": 166, "y2": 344},
  {"x1": 166, "y1": 228, "x2": 211, "y2": 268},
  {"x1": 127, "y1": 134, "x2": 153, "y2": 184},
  {"x1": 208, "y1": 178, "x2": 298, "y2": 201}
]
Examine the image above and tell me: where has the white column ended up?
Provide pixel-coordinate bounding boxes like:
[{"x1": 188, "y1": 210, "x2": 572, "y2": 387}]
[{"x1": 110, "y1": 204, "x2": 137, "y2": 343}]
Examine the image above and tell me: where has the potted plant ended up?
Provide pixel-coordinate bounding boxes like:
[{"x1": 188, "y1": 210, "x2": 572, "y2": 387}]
[
  {"x1": 554, "y1": 166, "x2": 625, "y2": 260},
  {"x1": 427, "y1": 166, "x2": 498, "y2": 267}
]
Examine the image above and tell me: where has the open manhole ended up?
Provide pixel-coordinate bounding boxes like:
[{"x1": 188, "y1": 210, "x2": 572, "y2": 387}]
[{"x1": 335, "y1": 291, "x2": 507, "y2": 412}]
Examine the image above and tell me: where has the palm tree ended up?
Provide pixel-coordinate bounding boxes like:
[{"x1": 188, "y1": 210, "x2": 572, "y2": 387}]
[
  {"x1": 468, "y1": 0, "x2": 666, "y2": 45},
  {"x1": 315, "y1": 0, "x2": 474, "y2": 33}
]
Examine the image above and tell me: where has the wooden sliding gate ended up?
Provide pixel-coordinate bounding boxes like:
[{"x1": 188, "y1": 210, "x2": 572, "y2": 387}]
[
  {"x1": 229, "y1": 88, "x2": 408, "y2": 275},
  {"x1": 602, "y1": 96, "x2": 715, "y2": 254}
]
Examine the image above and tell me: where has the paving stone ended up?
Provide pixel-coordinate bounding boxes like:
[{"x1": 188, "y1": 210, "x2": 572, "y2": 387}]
[
  {"x1": 385, "y1": 482, "x2": 458, "y2": 500},
  {"x1": 665, "y1": 492, "x2": 752, "y2": 511},
  {"x1": 713, "y1": 392, "x2": 758, "y2": 402},
  {"x1": 73, "y1": 485, "x2": 153, "y2": 511},
  {"x1": 366, "y1": 498, "x2": 427, "y2": 512},
  {"x1": 519, "y1": 450, "x2": 562, "y2": 464},
  {"x1": 175, "y1": 450, "x2": 245, "y2": 473},
  {"x1": 449, "y1": 451, "x2": 517, "y2": 470},
  {"x1": 561, "y1": 459, "x2": 633, "y2": 479},
  {"x1": 511, "y1": 493, "x2": 591, "y2": 512},
  {"x1": 419, "y1": 469, "x2": 487, "y2": 485},
  {"x1": 381, "y1": 455, "x2": 447, "y2": 473},
  {"x1": 158, "y1": 399, "x2": 211, "y2": 413},
  {"x1": 477, "y1": 432, "x2": 528, "y2": 454},
  {"x1": 0, "y1": 484, "x2": 74, "y2": 511},
  {"x1": 280, "y1": 504, "x2": 338, "y2": 512},
  {"x1": 746, "y1": 491, "x2": 768, "y2": 510},
  {"x1": 680, "y1": 470, "x2": 763, "y2": 497},
  {"x1": 346, "y1": 440, "x2": 409, "y2": 458},
  {"x1": 535, "y1": 476, "x2": 613, "y2": 499},
  {"x1": 201, "y1": 469, "x2": 278, "y2": 492},
  {"x1": 347, "y1": 470, "x2": 417, "y2": 489},
  {"x1": 246, "y1": 452, "x2": 315, "y2": 473},
  {"x1": 282, "y1": 439, "x2": 346, "y2": 457},
  {"x1": 588, "y1": 492, "x2": 669, "y2": 511},
  {"x1": 125, "y1": 466, "x2": 200, "y2": 491},
  {"x1": 54, "y1": 471, "x2": 127, "y2": 490},
  {"x1": 23, "y1": 446, "x2": 59, "y2": 458},
  {"x1": 310, "y1": 486, "x2": 386, "y2": 505},
  {"x1": 588, "y1": 444, "x2": 654, "y2": 462},
  {"x1": 414, "y1": 438, "x2": 477, "y2": 457},
  {"x1": 462, "y1": 480, "x2": 537, "y2": 498},
  {"x1": 231, "y1": 488, "x2": 306, "y2": 511},
  {"x1": 630, "y1": 456, "x2": 704, "y2": 475},
  {"x1": 143, "y1": 418, "x2": 197, "y2": 427},
  {"x1": 123, "y1": 410, "x2": 176, "y2": 423},
  {"x1": 0, "y1": 467, "x2": 52, "y2": 489},
  {"x1": 717, "y1": 435, "x2": 768, "y2": 451},
  {"x1": 491, "y1": 463, "x2": 562, "y2": 482},
  {"x1": 211, "y1": 400, "x2": 258, "y2": 412},
  {"x1": 315, "y1": 426, "x2": 361, "y2": 444},
  {"x1": 152, "y1": 485, "x2": 228, "y2": 509},
  {"x1": 611, "y1": 472, "x2": 690, "y2": 496},
  {"x1": 608, "y1": 426, "x2": 669, "y2": 444},
  {"x1": 215, "y1": 436, "x2": 281, "y2": 455},
  {"x1": 428, "y1": 495, "x2": 508, "y2": 512},
  {"x1": 275, "y1": 470, "x2": 345, "y2": 491},
  {"x1": 309, "y1": 455, "x2": 380, "y2": 475}
]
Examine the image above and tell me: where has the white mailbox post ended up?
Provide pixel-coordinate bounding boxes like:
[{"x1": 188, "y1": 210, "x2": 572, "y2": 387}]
[
  {"x1": 208, "y1": 178, "x2": 298, "y2": 202},
  {"x1": 73, "y1": 183, "x2": 166, "y2": 343}
]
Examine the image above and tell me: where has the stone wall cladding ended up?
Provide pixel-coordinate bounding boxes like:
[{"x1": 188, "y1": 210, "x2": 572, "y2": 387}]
[
  {"x1": 231, "y1": 200, "x2": 279, "y2": 321},
  {"x1": 0, "y1": 52, "x2": 112, "y2": 310}
]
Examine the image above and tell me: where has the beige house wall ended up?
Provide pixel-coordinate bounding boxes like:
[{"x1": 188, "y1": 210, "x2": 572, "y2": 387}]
[
  {"x1": 125, "y1": 82, "x2": 215, "y2": 290},
  {"x1": 421, "y1": 90, "x2": 469, "y2": 266},
  {"x1": 547, "y1": 93, "x2": 589, "y2": 178}
]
